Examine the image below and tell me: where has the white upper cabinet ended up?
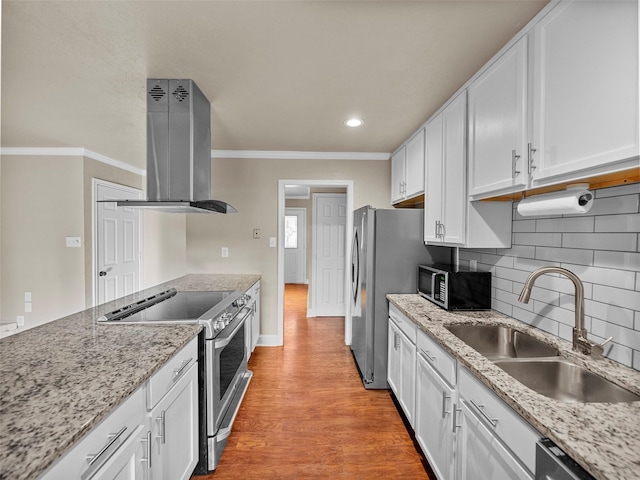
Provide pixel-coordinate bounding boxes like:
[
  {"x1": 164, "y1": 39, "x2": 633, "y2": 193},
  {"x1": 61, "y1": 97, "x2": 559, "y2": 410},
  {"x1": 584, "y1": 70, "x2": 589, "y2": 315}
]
[
  {"x1": 530, "y1": 0, "x2": 639, "y2": 185},
  {"x1": 468, "y1": 36, "x2": 528, "y2": 198},
  {"x1": 425, "y1": 91, "x2": 511, "y2": 248},
  {"x1": 391, "y1": 129, "x2": 425, "y2": 204},
  {"x1": 468, "y1": 0, "x2": 639, "y2": 199}
]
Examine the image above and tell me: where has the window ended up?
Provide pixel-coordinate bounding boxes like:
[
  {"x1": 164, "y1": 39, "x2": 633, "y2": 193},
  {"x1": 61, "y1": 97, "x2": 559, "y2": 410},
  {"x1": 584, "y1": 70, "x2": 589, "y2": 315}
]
[{"x1": 284, "y1": 215, "x2": 298, "y2": 249}]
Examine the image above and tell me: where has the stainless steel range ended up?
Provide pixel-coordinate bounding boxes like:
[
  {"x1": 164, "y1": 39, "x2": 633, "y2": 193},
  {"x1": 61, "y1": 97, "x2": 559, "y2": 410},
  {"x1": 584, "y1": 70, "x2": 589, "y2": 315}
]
[{"x1": 98, "y1": 288, "x2": 252, "y2": 473}]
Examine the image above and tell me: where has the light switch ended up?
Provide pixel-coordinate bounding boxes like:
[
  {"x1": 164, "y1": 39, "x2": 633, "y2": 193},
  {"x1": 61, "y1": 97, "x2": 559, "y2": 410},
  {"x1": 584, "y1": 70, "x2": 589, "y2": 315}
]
[
  {"x1": 269, "y1": 237, "x2": 276, "y2": 248},
  {"x1": 24, "y1": 292, "x2": 32, "y2": 302},
  {"x1": 221, "y1": 247, "x2": 229, "y2": 258},
  {"x1": 25, "y1": 302, "x2": 32, "y2": 313}
]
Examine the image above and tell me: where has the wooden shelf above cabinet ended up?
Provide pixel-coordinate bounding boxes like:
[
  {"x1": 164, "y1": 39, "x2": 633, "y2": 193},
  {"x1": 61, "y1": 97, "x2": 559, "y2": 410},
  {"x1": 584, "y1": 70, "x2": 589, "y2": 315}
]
[{"x1": 480, "y1": 167, "x2": 640, "y2": 202}]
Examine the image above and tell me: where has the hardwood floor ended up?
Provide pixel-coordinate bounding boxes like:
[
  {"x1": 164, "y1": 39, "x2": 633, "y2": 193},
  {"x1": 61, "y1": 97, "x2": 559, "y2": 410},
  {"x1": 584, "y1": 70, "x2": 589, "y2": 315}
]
[{"x1": 194, "y1": 283, "x2": 431, "y2": 479}]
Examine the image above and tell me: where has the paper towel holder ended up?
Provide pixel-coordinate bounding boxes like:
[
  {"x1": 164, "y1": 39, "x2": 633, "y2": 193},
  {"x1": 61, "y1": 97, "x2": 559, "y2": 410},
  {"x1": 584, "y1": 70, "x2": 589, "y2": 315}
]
[{"x1": 517, "y1": 183, "x2": 594, "y2": 217}]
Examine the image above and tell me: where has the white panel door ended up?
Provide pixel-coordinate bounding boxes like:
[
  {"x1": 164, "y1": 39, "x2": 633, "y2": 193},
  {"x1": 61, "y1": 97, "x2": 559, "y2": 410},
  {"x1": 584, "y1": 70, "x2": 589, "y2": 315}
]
[
  {"x1": 313, "y1": 194, "x2": 346, "y2": 317},
  {"x1": 284, "y1": 208, "x2": 306, "y2": 284},
  {"x1": 96, "y1": 181, "x2": 142, "y2": 305}
]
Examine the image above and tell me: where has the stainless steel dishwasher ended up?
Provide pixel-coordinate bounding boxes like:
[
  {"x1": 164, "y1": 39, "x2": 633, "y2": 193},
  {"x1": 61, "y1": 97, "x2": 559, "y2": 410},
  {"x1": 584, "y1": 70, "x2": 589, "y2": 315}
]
[{"x1": 536, "y1": 438, "x2": 594, "y2": 480}]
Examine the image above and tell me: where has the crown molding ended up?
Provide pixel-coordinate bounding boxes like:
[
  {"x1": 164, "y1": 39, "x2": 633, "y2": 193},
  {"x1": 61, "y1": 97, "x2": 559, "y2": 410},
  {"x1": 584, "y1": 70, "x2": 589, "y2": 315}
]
[
  {"x1": 212, "y1": 149, "x2": 390, "y2": 161},
  {"x1": 0, "y1": 147, "x2": 145, "y2": 176}
]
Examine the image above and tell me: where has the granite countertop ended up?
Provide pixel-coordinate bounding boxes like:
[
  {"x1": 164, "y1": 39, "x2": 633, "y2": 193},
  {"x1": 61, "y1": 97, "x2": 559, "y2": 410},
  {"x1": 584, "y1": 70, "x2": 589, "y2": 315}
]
[
  {"x1": 387, "y1": 294, "x2": 640, "y2": 480},
  {"x1": 0, "y1": 273, "x2": 261, "y2": 480}
]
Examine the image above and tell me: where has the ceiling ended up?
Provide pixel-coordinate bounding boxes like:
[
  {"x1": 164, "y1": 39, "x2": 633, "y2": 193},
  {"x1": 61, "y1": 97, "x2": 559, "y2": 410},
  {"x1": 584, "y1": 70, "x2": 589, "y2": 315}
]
[{"x1": 1, "y1": 0, "x2": 547, "y2": 171}]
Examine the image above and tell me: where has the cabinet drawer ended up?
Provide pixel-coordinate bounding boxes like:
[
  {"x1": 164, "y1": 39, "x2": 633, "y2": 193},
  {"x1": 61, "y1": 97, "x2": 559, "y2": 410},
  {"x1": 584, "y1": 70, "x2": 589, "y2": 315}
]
[
  {"x1": 147, "y1": 336, "x2": 198, "y2": 410},
  {"x1": 459, "y1": 366, "x2": 540, "y2": 474},
  {"x1": 417, "y1": 329, "x2": 456, "y2": 387},
  {"x1": 389, "y1": 304, "x2": 417, "y2": 344},
  {"x1": 41, "y1": 386, "x2": 146, "y2": 480}
]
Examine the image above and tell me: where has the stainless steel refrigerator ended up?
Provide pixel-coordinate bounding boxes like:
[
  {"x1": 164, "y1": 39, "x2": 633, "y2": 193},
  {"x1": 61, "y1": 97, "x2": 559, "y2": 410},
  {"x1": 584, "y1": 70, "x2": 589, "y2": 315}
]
[{"x1": 350, "y1": 206, "x2": 450, "y2": 389}]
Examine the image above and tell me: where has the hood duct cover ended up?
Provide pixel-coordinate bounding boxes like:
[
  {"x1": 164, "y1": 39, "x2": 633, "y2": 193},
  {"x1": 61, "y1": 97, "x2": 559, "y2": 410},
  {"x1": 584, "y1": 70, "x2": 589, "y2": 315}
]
[{"x1": 107, "y1": 79, "x2": 236, "y2": 214}]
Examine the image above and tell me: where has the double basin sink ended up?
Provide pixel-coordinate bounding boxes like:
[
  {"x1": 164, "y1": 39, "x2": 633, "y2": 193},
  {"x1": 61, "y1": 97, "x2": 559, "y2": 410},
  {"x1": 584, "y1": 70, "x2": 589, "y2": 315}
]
[{"x1": 446, "y1": 324, "x2": 640, "y2": 403}]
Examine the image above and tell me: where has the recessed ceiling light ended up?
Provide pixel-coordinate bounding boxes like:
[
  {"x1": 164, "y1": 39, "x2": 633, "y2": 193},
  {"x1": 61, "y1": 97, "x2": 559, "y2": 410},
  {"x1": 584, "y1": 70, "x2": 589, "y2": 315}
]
[{"x1": 345, "y1": 118, "x2": 364, "y2": 128}]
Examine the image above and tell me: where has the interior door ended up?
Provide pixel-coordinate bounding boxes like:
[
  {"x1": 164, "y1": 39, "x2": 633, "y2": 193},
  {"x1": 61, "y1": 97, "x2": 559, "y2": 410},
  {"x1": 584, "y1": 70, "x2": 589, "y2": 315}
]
[
  {"x1": 284, "y1": 208, "x2": 306, "y2": 284},
  {"x1": 95, "y1": 181, "x2": 142, "y2": 305},
  {"x1": 313, "y1": 194, "x2": 346, "y2": 317}
]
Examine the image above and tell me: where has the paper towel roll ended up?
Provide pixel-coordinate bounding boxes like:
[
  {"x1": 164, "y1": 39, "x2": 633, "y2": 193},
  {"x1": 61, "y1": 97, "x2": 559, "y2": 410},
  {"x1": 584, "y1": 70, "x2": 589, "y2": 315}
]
[{"x1": 517, "y1": 186, "x2": 594, "y2": 217}]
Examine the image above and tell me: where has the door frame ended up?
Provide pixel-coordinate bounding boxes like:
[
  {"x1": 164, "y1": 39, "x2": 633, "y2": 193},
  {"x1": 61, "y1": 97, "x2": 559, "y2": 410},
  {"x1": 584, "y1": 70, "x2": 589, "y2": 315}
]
[
  {"x1": 284, "y1": 207, "x2": 307, "y2": 284},
  {"x1": 276, "y1": 179, "x2": 354, "y2": 347},
  {"x1": 92, "y1": 178, "x2": 143, "y2": 306}
]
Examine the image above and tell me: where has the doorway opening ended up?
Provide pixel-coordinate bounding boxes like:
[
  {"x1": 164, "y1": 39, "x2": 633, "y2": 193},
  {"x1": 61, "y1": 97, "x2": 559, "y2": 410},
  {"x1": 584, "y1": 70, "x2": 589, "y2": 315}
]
[{"x1": 277, "y1": 180, "x2": 354, "y2": 347}]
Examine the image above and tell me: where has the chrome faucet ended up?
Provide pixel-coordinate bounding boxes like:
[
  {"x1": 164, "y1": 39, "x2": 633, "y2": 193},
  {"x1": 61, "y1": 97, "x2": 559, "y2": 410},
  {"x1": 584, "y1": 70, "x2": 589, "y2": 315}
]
[{"x1": 518, "y1": 266, "x2": 611, "y2": 358}]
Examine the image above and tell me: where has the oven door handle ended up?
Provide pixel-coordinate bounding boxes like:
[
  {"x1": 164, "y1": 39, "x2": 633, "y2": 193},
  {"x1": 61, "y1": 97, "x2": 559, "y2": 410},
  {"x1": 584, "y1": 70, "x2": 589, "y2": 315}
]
[{"x1": 214, "y1": 308, "x2": 251, "y2": 349}]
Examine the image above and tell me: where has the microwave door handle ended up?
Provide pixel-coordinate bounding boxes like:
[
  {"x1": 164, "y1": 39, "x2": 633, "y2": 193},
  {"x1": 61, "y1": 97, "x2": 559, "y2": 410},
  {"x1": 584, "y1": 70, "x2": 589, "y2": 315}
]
[{"x1": 431, "y1": 274, "x2": 436, "y2": 301}]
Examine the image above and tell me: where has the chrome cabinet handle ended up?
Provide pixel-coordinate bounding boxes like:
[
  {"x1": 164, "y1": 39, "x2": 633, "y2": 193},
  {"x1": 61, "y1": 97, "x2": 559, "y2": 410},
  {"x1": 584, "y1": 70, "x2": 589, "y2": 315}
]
[
  {"x1": 453, "y1": 405, "x2": 462, "y2": 432},
  {"x1": 528, "y1": 143, "x2": 537, "y2": 174},
  {"x1": 469, "y1": 399, "x2": 499, "y2": 427},
  {"x1": 442, "y1": 391, "x2": 451, "y2": 418},
  {"x1": 86, "y1": 426, "x2": 127, "y2": 467},
  {"x1": 394, "y1": 332, "x2": 400, "y2": 350},
  {"x1": 144, "y1": 430, "x2": 152, "y2": 469},
  {"x1": 420, "y1": 349, "x2": 436, "y2": 363},
  {"x1": 156, "y1": 411, "x2": 166, "y2": 444},
  {"x1": 512, "y1": 150, "x2": 521, "y2": 177},
  {"x1": 173, "y1": 358, "x2": 193, "y2": 382}
]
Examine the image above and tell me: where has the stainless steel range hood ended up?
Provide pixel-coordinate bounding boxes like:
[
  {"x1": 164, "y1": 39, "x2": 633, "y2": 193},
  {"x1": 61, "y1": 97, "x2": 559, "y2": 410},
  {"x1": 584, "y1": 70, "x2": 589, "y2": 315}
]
[{"x1": 111, "y1": 79, "x2": 236, "y2": 214}]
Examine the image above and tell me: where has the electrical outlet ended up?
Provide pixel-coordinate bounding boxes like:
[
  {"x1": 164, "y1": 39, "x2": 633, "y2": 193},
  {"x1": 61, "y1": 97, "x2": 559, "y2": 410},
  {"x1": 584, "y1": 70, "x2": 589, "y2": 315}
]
[
  {"x1": 269, "y1": 237, "x2": 276, "y2": 248},
  {"x1": 253, "y1": 229, "x2": 261, "y2": 239},
  {"x1": 221, "y1": 247, "x2": 229, "y2": 258},
  {"x1": 470, "y1": 260, "x2": 478, "y2": 271},
  {"x1": 17, "y1": 316, "x2": 24, "y2": 327},
  {"x1": 25, "y1": 302, "x2": 32, "y2": 313},
  {"x1": 25, "y1": 292, "x2": 32, "y2": 302}
]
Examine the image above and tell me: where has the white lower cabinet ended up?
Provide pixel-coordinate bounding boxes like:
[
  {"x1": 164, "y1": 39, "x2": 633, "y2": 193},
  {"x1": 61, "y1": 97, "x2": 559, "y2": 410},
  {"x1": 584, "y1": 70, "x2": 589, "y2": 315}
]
[
  {"x1": 41, "y1": 337, "x2": 199, "y2": 480},
  {"x1": 387, "y1": 304, "x2": 417, "y2": 427},
  {"x1": 454, "y1": 401, "x2": 532, "y2": 480},
  {"x1": 246, "y1": 280, "x2": 261, "y2": 359},
  {"x1": 415, "y1": 350, "x2": 455, "y2": 480}
]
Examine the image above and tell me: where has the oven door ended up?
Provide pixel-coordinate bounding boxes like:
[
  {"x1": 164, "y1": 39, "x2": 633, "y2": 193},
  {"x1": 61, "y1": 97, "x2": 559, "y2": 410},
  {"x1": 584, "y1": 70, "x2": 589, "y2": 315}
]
[{"x1": 205, "y1": 307, "x2": 251, "y2": 435}]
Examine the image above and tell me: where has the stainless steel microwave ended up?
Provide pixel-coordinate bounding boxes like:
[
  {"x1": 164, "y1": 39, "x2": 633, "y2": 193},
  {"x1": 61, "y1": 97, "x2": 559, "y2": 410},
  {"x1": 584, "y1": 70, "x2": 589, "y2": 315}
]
[{"x1": 418, "y1": 264, "x2": 491, "y2": 310}]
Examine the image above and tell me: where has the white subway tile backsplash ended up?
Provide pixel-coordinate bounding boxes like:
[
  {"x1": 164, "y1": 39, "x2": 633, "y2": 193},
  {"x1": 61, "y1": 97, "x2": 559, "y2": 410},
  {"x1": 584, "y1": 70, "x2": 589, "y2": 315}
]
[
  {"x1": 562, "y1": 233, "x2": 637, "y2": 252},
  {"x1": 591, "y1": 318, "x2": 640, "y2": 352},
  {"x1": 513, "y1": 219, "x2": 536, "y2": 232},
  {"x1": 559, "y1": 263, "x2": 636, "y2": 290},
  {"x1": 593, "y1": 251, "x2": 640, "y2": 271},
  {"x1": 462, "y1": 188, "x2": 640, "y2": 372},
  {"x1": 593, "y1": 285, "x2": 640, "y2": 311},
  {"x1": 586, "y1": 194, "x2": 639, "y2": 216},
  {"x1": 595, "y1": 183, "x2": 640, "y2": 198},
  {"x1": 595, "y1": 214, "x2": 640, "y2": 233},
  {"x1": 514, "y1": 232, "x2": 562, "y2": 247},
  {"x1": 536, "y1": 217, "x2": 594, "y2": 233},
  {"x1": 535, "y1": 246, "x2": 593, "y2": 265},
  {"x1": 584, "y1": 299, "x2": 635, "y2": 329},
  {"x1": 481, "y1": 253, "x2": 514, "y2": 268}
]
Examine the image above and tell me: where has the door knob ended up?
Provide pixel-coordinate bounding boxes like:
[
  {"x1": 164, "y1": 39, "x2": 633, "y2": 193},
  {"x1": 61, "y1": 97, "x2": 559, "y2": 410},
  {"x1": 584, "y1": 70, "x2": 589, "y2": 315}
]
[{"x1": 99, "y1": 271, "x2": 107, "y2": 277}]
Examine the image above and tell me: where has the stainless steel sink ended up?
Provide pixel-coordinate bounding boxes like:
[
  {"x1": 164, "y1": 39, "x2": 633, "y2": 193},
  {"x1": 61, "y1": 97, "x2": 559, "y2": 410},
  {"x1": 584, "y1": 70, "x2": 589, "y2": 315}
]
[
  {"x1": 494, "y1": 358, "x2": 640, "y2": 403},
  {"x1": 445, "y1": 325, "x2": 559, "y2": 360}
]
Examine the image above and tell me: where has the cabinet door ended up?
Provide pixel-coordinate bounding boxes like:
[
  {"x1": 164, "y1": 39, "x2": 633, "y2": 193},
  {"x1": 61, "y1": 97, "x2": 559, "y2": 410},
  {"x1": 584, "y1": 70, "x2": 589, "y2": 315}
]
[
  {"x1": 415, "y1": 353, "x2": 455, "y2": 480},
  {"x1": 91, "y1": 425, "x2": 148, "y2": 480},
  {"x1": 424, "y1": 115, "x2": 443, "y2": 243},
  {"x1": 468, "y1": 36, "x2": 528, "y2": 198},
  {"x1": 398, "y1": 328, "x2": 416, "y2": 427},
  {"x1": 149, "y1": 362, "x2": 198, "y2": 480},
  {"x1": 441, "y1": 91, "x2": 467, "y2": 245},
  {"x1": 531, "y1": 0, "x2": 639, "y2": 184},
  {"x1": 391, "y1": 147, "x2": 407, "y2": 203},
  {"x1": 405, "y1": 128, "x2": 426, "y2": 198},
  {"x1": 252, "y1": 282, "x2": 261, "y2": 352},
  {"x1": 455, "y1": 401, "x2": 532, "y2": 480},
  {"x1": 387, "y1": 321, "x2": 401, "y2": 396}
]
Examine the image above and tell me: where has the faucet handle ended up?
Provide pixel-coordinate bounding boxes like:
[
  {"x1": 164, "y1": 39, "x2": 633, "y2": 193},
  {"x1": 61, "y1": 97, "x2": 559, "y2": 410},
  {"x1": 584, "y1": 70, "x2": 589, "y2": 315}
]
[{"x1": 599, "y1": 336, "x2": 614, "y2": 348}]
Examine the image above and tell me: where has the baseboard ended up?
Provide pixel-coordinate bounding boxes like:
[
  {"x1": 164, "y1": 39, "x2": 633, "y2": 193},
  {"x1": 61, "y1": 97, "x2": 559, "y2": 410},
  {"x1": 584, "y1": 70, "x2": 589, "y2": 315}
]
[
  {"x1": 306, "y1": 308, "x2": 315, "y2": 318},
  {"x1": 256, "y1": 334, "x2": 281, "y2": 347}
]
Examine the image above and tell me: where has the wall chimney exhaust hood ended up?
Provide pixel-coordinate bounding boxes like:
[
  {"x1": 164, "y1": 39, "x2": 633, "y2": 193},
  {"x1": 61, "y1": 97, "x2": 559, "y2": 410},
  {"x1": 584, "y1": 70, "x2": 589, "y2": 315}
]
[{"x1": 106, "y1": 79, "x2": 236, "y2": 214}]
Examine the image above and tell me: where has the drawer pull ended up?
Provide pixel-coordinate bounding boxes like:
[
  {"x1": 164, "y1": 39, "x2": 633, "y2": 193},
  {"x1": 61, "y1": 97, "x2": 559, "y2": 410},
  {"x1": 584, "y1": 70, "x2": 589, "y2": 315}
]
[
  {"x1": 141, "y1": 430, "x2": 152, "y2": 469},
  {"x1": 156, "y1": 410, "x2": 166, "y2": 444},
  {"x1": 442, "y1": 391, "x2": 451, "y2": 418},
  {"x1": 86, "y1": 426, "x2": 127, "y2": 467},
  {"x1": 173, "y1": 358, "x2": 193, "y2": 382},
  {"x1": 470, "y1": 399, "x2": 499, "y2": 427},
  {"x1": 420, "y1": 349, "x2": 436, "y2": 362},
  {"x1": 453, "y1": 405, "x2": 462, "y2": 432}
]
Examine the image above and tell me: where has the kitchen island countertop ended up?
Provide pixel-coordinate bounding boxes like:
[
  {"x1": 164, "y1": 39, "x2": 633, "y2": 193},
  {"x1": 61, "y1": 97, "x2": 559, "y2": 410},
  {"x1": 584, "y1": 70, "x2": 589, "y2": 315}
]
[
  {"x1": 388, "y1": 293, "x2": 640, "y2": 480},
  {"x1": 0, "y1": 273, "x2": 260, "y2": 480}
]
